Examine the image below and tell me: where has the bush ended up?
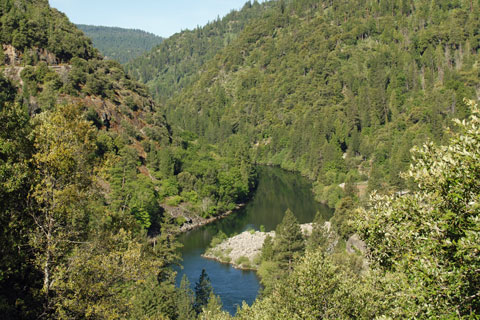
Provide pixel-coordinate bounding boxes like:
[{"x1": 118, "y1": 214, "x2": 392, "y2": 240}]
[
  {"x1": 209, "y1": 231, "x2": 228, "y2": 248},
  {"x1": 175, "y1": 216, "x2": 187, "y2": 226},
  {"x1": 235, "y1": 256, "x2": 251, "y2": 268},
  {"x1": 165, "y1": 195, "x2": 182, "y2": 206}
]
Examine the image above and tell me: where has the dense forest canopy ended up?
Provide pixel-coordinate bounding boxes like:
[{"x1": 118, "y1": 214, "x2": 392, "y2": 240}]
[
  {"x1": 0, "y1": 0, "x2": 479, "y2": 318},
  {"x1": 138, "y1": 0, "x2": 480, "y2": 209},
  {"x1": 125, "y1": 0, "x2": 277, "y2": 102},
  {"x1": 77, "y1": 24, "x2": 163, "y2": 64},
  {"x1": 0, "y1": 0, "x2": 98, "y2": 62},
  {"x1": 0, "y1": 0, "x2": 254, "y2": 318}
]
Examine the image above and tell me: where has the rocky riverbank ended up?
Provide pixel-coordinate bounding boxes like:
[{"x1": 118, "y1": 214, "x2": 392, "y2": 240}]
[
  {"x1": 162, "y1": 203, "x2": 245, "y2": 233},
  {"x1": 202, "y1": 223, "x2": 314, "y2": 270},
  {"x1": 202, "y1": 222, "x2": 367, "y2": 270}
]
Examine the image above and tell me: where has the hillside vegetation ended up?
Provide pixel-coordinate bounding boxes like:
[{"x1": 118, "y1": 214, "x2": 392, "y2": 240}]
[
  {"x1": 125, "y1": 0, "x2": 276, "y2": 102},
  {"x1": 0, "y1": 0, "x2": 254, "y2": 318},
  {"x1": 126, "y1": 0, "x2": 479, "y2": 318},
  {"x1": 157, "y1": 0, "x2": 480, "y2": 208},
  {"x1": 1, "y1": 0, "x2": 479, "y2": 318},
  {"x1": 77, "y1": 24, "x2": 163, "y2": 64}
]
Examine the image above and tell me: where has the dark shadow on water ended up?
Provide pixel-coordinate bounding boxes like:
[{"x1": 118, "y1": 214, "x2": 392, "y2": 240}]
[{"x1": 175, "y1": 166, "x2": 333, "y2": 315}]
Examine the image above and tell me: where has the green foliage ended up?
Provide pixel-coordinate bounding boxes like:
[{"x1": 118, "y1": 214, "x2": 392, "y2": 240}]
[
  {"x1": 209, "y1": 230, "x2": 228, "y2": 248},
  {"x1": 147, "y1": 138, "x2": 256, "y2": 217},
  {"x1": 124, "y1": 0, "x2": 480, "y2": 197},
  {"x1": 175, "y1": 216, "x2": 187, "y2": 226},
  {"x1": 198, "y1": 291, "x2": 231, "y2": 320},
  {"x1": 235, "y1": 256, "x2": 251, "y2": 268},
  {"x1": 166, "y1": 195, "x2": 183, "y2": 206},
  {"x1": 30, "y1": 104, "x2": 97, "y2": 313},
  {"x1": 126, "y1": 1, "x2": 272, "y2": 102},
  {"x1": 176, "y1": 275, "x2": 196, "y2": 320},
  {"x1": 232, "y1": 101, "x2": 480, "y2": 320},
  {"x1": 330, "y1": 196, "x2": 356, "y2": 240},
  {"x1": 0, "y1": 101, "x2": 39, "y2": 319},
  {"x1": 236, "y1": 251, "x2": 384, "y2": 320},
  {"x1": 272, "y1": 209, "x2": 305, "y2": 272},
  {"x1": 0, "y1": 0, "x2": 98, "y2": 62},
  {"x1": 0, "y1": 101, "x2": 181, "y2": 318},
  {"x1": 4, "y1": 0, "x2": 480, "y2": 318},
  {"x1": 77, "y1": 24, "x2": 163, "y2": 64},
  {"x1": 0, "y1": 74, "x2": 16, "y2": 103},
  {"x1": 194, "y1": 269, "x2": 213, "y2": 314},
  {"x1": 358, "y1": 100, "x2": 480, "y2": 318},
  {"x1": 129, "y1": 275, "x2": 178, "y2": 320},
  {"x1": 258, "y1": 209, "x2": 306, "y2": 291},
  {"x1": 307, "y1": 211, "x2": 330, "y2": 252},
  {"x1": 261, "y1": 234, "x2": 274, "y2": 261},
  {"x1": 52, "y1": 228, "x2": 178, "y2": 319}
]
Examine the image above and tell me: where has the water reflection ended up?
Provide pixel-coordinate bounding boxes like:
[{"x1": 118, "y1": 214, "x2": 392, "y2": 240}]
[{"x1": 176, "y1": 166, "x2": 333, "y2": 314}]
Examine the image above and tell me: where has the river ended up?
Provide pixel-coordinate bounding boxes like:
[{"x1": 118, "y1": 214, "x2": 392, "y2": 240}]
[{"x1": 175, "y1": 166, "x2": 334, "y2": 315}]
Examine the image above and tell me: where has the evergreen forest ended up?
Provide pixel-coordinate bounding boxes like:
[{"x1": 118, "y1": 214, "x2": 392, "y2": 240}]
[
  {"x1": 77, "y1": 24, "x2": 163, "y2": 64},
  {"x1": 0, "y1": 0, "x2": 479, "y2": 319}
]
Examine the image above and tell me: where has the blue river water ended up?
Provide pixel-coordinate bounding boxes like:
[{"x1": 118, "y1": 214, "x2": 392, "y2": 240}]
[{"x1": 175, "y1": 166, "x2": 333, "y2": 315}]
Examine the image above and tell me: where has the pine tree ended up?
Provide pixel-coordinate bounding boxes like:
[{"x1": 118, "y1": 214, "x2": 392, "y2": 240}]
[
  {"x1": 273, "y1": 209, "x2": 305, "y2": 272},
  {"x1": 177, "y1": 275, "x2": 195, "y2": 320},
  {"x1": 194, "y1": 269, "x2": 213, "y2": 314},
  {"x1": 261, "y1": 234, "x2": 274, "y2": 261}
]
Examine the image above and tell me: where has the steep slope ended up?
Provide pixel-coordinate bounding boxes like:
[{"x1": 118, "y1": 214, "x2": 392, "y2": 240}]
[
  {"x1": 77, "y1": 24, "x2": 163, "y2": 64},
  {"x1": 125, "y1": 0, "x2": 276, "y2": 102},
  {"x1": 0, "y1": 1, "x2": 254, "y2": 318},
  {"x1": 1, "y1": 0, "x2": 254, "y2": 224},
  {"x1": 0, "y1": 0, "x2": 98, "y2": 62},
  {"x1": 162, "y1": 0, "x2": 480, "y2": 205}
]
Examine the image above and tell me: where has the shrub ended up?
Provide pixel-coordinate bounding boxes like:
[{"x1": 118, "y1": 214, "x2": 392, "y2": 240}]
[
  {"x1": 209, "y1": 231, "x2": 228, "y2": 248},
  {"x1": 165, "y1": 195, "x2": 182, "y2": 206},
  {"x1": 175, "y1": 216, "x2": 187, "y2": 226},
  {"x1": 235, "y1": 256, "x2": 251, "y2": 268}
]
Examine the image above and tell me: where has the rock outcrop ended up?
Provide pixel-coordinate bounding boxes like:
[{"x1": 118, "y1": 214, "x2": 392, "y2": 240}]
[{"x1": 203, "y1": 223, "x2": 314, "y2": 270}]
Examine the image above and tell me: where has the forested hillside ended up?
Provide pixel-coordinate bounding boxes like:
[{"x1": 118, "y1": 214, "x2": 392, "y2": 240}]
[
  {"x1": 77, "y1": 24, "x2": 163, "y2": 64},
  {"x1": 0, "y1": 0, "x2": 254, "y2": 318},
  {"x1": 125, "y1": 0, "x2": 276, "y2": 102},
  {"x1": 151, "y1": 0, "x2": 480, "y2": 208},
  {"x1": 125, "y1": 1, "x2": 480, "y2": 316},
  {"x1": 1, "y1": 0, "x2": 479, "y2": 319},
  {"x1": 216, "y1": 100, "x2": 480, "y2": 319}
]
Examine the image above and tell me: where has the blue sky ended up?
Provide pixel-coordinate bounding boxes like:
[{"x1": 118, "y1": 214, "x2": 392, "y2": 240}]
[{"x1": 49, "y1": 0, "x2": 260, "y2": 38}]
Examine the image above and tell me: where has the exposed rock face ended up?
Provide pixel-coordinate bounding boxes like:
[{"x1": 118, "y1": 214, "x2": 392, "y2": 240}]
[
  {"x1": 2, "y1": 44, "x2": 22, "y2": 65},
  {"x1": 2, "y1": 44, "x2": 59, "y2": 66},
  {"x1": 203, "y1": 223, "x2": 368, "y2": 271},
  {"x1": 3, "y1": 66, "x2": 25, "y2": 84},
  {"x1": 346, "y1": 233, "x2": 367, "y2": 254},
  {"x1": 164, "y1": 203, "x2": 246, "y2": 233}
]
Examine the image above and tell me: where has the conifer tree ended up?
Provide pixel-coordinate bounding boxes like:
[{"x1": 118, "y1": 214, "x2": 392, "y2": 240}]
[
  {"x1": 194, "y1": 269, "x2": 213, "y2": 314},
  {"x1": 261, "y1": 234, "x2": 274, "y2": 261},
  {"x1": 273, "y1": 209, "x2": 305, "y2": 272},
  {"x1": 177, "y1": 275, "x2": 195, "y2": 320}
]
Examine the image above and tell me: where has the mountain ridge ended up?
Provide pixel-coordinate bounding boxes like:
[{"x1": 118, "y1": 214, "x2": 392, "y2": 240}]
[{"x1": 77, "y1": 24, "x2": 163, "y2": 64}]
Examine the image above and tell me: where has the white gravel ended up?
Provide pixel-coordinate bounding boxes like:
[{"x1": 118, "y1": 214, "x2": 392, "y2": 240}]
[{"x1": 203, "y1": 223, "x2": 314, "y2": 270}]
